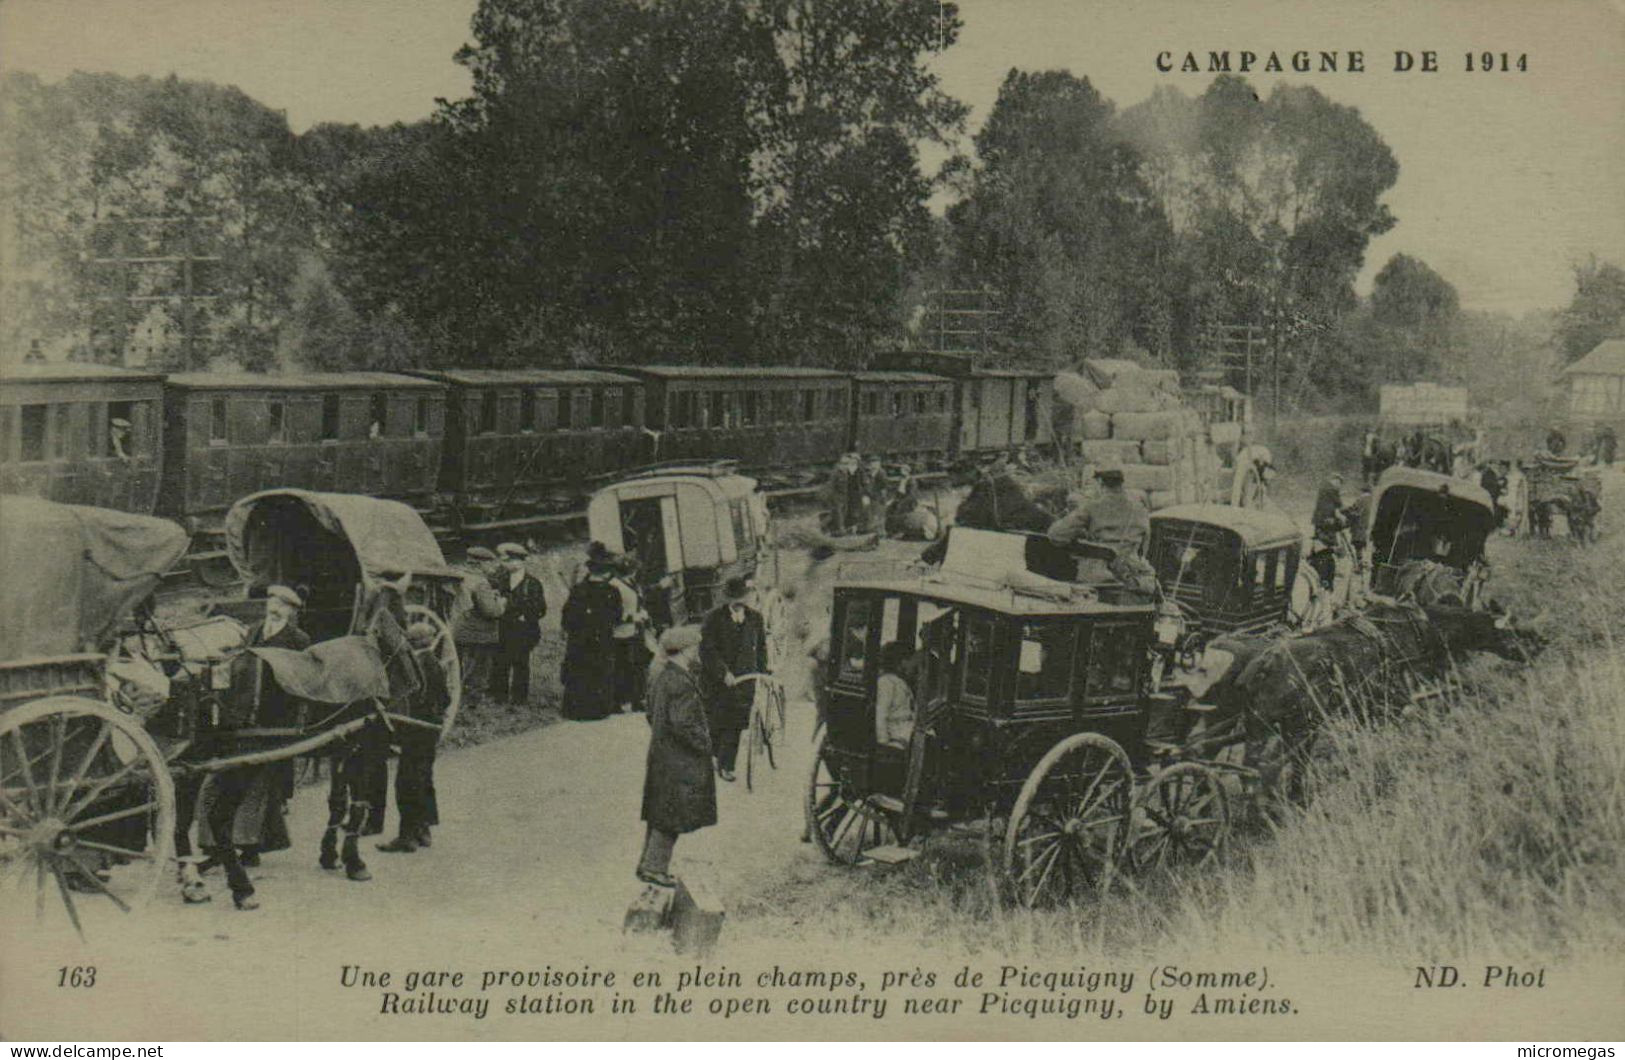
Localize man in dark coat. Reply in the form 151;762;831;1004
453;545;504;697
378;622;449;854
637;625;715;887
699;576;767;782
202;584;310;909
953;461;1054;534
490;542;546;704
560;551;622;720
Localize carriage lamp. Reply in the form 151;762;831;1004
1154;600;1186;648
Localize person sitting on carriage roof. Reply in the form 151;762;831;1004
378;621;449;855
1045;463;1149;555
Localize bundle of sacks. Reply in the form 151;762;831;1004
1057;362;1221;512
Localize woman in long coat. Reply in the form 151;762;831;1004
637;626;716;887
560;557;622;720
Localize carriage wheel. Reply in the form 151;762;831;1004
402;605;462;745
1130;763;1229;871
0;697;175;936
805;731;901;865
1002;733;1132;907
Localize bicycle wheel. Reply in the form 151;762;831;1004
744;708;765;792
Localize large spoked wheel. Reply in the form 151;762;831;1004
396;605;462;744
1003;733;1133;908
1130;762;1230;871
0;697;176;936
806;731;901;865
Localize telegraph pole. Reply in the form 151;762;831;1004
89;215;221;368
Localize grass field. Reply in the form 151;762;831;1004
739;470;1624;962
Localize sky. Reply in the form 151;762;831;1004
2;0;1622;314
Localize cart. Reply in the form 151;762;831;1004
1146;504;1304;645
1368;467;1495;608
586;461;774;625
805;527;1266;907
1525;457;1601;543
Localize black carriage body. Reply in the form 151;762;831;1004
1368;467;1494;596
869;351;1055;457
0;364;166;513
158;373;446;532
1148;504;1303;636
619;366;848;474
403;368;646;531
820;578;1155;817
850;371;955;466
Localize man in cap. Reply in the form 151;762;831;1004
109;417;133;461
1046;463;1150;556
699;576;767;782
453;546;505;697
490;543;547;705
637;625;714;887
378;622;449;854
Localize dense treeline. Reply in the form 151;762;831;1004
2;2;1621;407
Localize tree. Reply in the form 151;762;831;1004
1557;256;1625;363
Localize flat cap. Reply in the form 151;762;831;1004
466;545;497;562
266;584;303;608
659;624;703;654
110;418;133;429
497;542;529;558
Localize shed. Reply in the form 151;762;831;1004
1560;339;1625;420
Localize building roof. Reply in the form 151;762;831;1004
614;365;846;380
1151;504;1304;548
0;362;166;384
403;368;640;387
165;372;442;391
1563;338;1625;377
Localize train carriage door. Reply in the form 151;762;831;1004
201;395;232;509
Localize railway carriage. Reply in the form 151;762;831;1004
0;363;165;512
403;368;647;534
850;371;955;467
158;372;446;533
870;351;1055;457
618;365;849;478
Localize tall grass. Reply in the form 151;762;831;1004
743;483;1625;961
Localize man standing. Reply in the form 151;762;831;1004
453;546;504;699
862;455;888;534
825;452;858;534
1309;474;1346;591
378;622;450;854
560;550;622;720
636;625;714;888
699;576;767;783
490;543;546;705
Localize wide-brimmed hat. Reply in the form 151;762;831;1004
659;625;702;654
466;545;497;562
110;417;132;429
266;584;303;608
497;542;528;559
723;576;752;602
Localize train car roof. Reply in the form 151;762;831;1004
1151;503;1304;548
612;365;847;380
970;367;1052;379
403;368;640;387
164;371;443;391
851;370;951;383
0;362;166;384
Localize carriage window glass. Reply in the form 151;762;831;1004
1085;625;1140;698
1253;553;1269;589
554;389;572;429
519;389;536;432
801;390;816;422
212;398;230;443
415;397;430;436
320;393;341;440
369;392;388;437
1274;548;1291;590
893;391;908;416
913;392;927;414
51;404;70;460
268;400;286;444
729;499;751;554
709;391;728;429
1016;620;1074;702
915;603;958;663
863;391;879;416
668;391;686;429
19;404;46;462
879;596;902;648
837;600;872;684
741;390;758;426
962;616;995;701
620;389;637;428
939;390;950;412
590;388;605;428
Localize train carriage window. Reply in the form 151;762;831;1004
616;389;635;428
862;391;881;416
414;397;430;437
891;390;906;417
0;407;12;462
801;390;817;423
213;398;231;444
19;404;46;462
268;400;286;444
590;389;605;428
519;389;536;433
52;404;70;460
479;390;498;434
319;394;341;441
836;599;873;686
668;391;689;429
108;400;138;456
913;391;927;414
1016;620;1076;703
741;390;759;426
1084;624;1141;699
962;615;996;702
554;389;572;429
708;391;727;429
369;392;388;438
1025;380;1041;440
936;390;949;412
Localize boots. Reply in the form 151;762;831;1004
319;828;340;871
413;824;432;849
342;834;371;881
377;833;419;854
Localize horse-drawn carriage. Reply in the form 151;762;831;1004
0;491;463;933
1368;467;1496;608
805;526;1305;906
1146;504;1304;645
1525;456;1601;543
